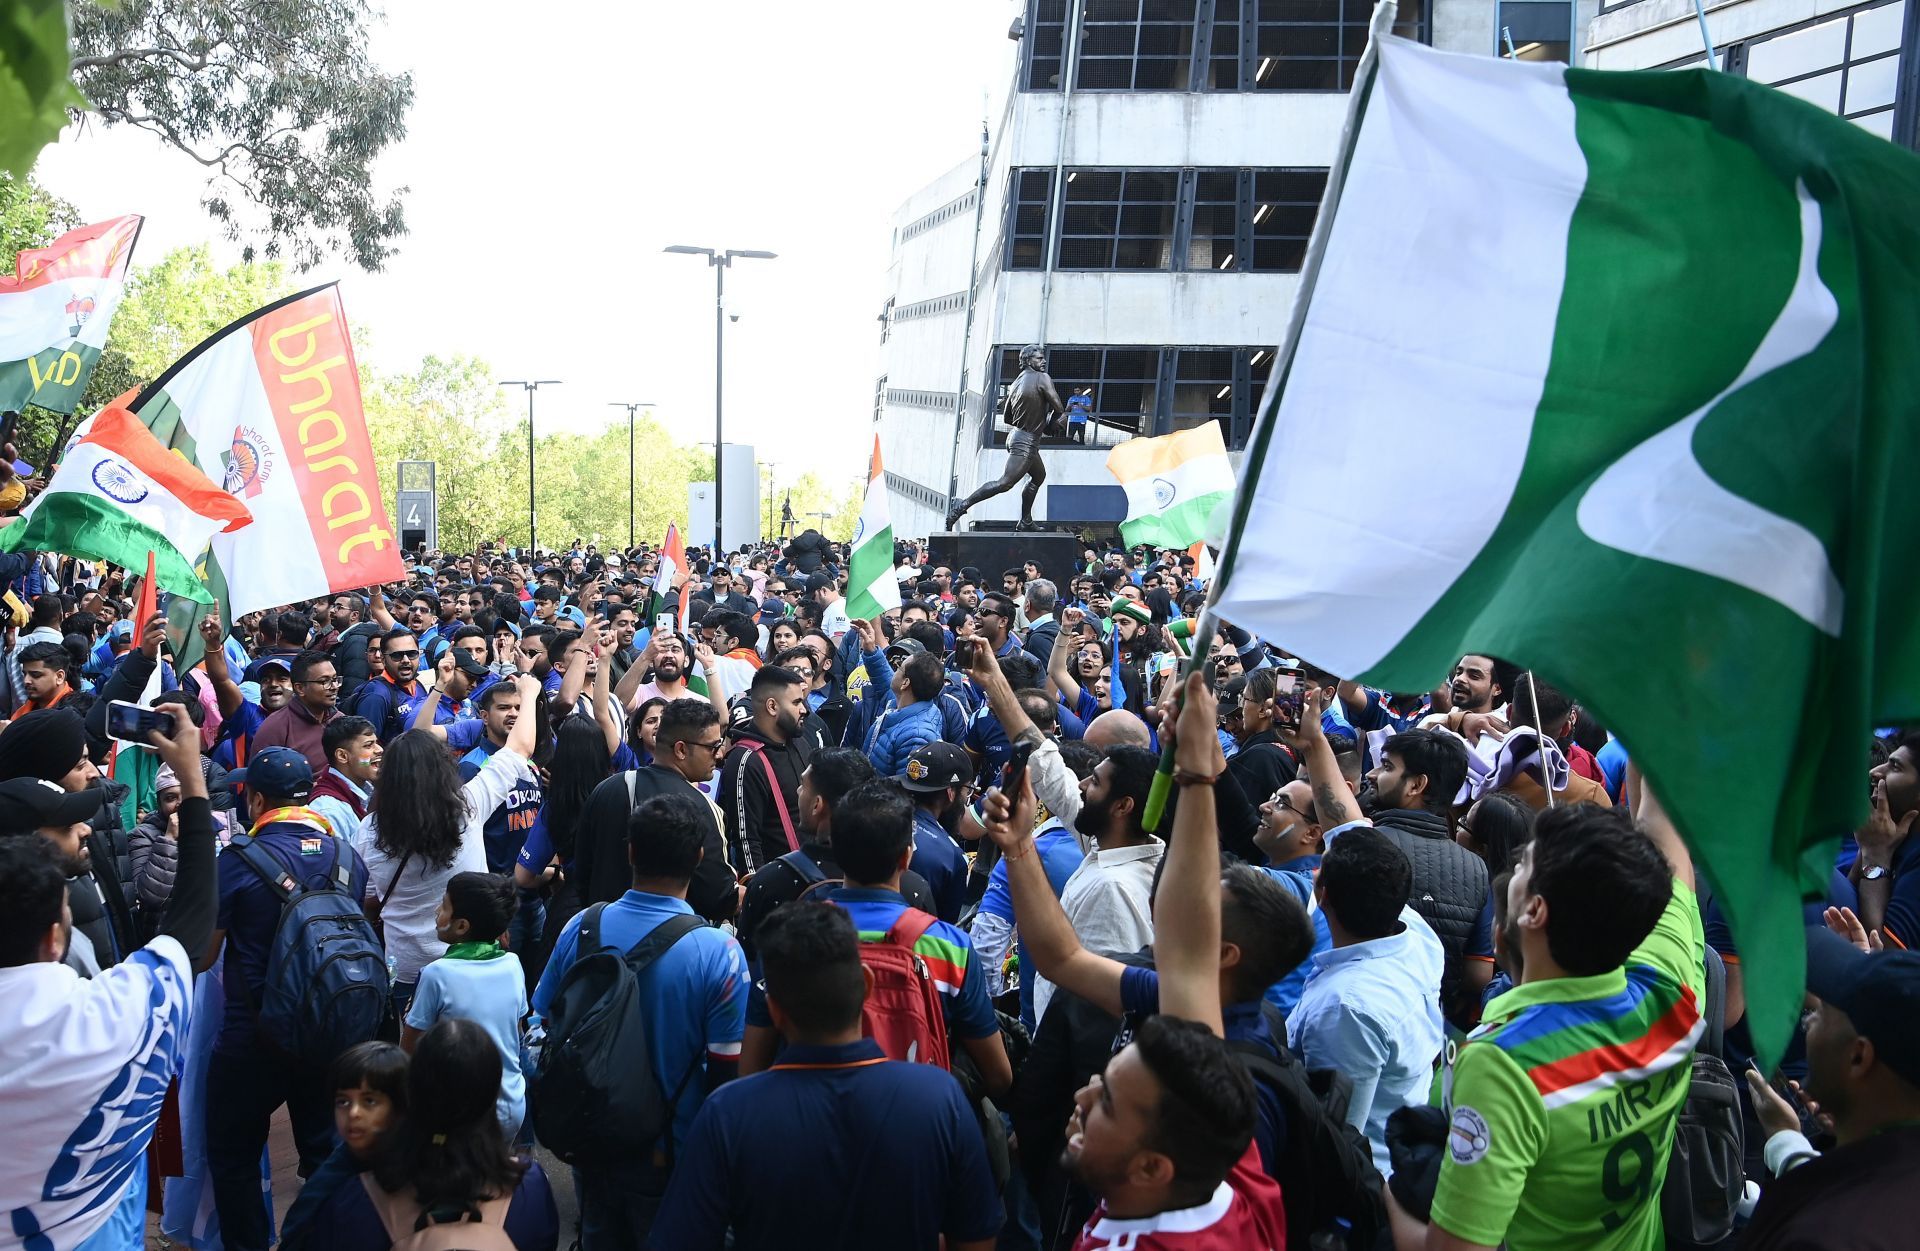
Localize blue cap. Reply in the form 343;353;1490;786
228;746;313;802
557;605;587;629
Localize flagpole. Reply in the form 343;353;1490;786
1141;0;1397;833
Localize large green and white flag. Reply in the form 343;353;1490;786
0;215;142;415
1211;37;1920;1069
845;435;900;620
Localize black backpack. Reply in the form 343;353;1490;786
1660;946;1744;1248
530;903;707;1164
228;835;389;1067
1228;1006;1388;1251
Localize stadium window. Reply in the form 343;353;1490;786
1008;170;1056;271
1078;0;1201;89
1058;170;1179;270
1250;168;1327;272
1026;0;1070;88
1742;0;1905;139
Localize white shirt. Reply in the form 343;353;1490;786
1038;837;1164;1023
0;936;193;1250
1287;905;1446;1175
821;598;851;642
354;747;534;984
1029;738;1085;835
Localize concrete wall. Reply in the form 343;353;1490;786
1585;0;1871;66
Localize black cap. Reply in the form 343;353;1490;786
0;777;108;832
900;742;972;792
450;650;490;680
1805;925;1920;1088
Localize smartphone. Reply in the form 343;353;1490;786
1002;740;1036;794
655;613;674;634
106;700;176;746
955;637;980;667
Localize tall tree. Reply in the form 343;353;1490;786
0;172;80;260
70;0;413;271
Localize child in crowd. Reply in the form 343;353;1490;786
278;1041;410;1251
403;871;528;1139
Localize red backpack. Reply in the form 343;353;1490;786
799;884;951;1070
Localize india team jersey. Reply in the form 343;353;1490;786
0;936;193;1250
1430;882;1704;1250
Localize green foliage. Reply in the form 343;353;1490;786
0;171;80;259
0;1;86;178
81;244;294;410
362;354;518;554
71;0;413;272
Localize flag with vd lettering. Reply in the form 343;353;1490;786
1209;38;1920;1071
131;284;402;668
0;215;142;415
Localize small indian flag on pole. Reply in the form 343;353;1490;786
844;435;900;621
0;405;252;600
1106;423;1234;550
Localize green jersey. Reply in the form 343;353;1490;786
1430;881;1704;1249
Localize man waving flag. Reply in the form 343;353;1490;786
1205;32;1920;1073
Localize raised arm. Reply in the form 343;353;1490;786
614;630;653;709
1625;762;1695;892
692;640;729;713
198;612;245;718
592;619;620;754
1047;607;1085;706
1153;669;1226;1034
982;772;1125;1017
368;583;397;632
1298;685;1364;832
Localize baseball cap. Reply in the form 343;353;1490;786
1805;925;1920;1088
450;649;490;680
227;746;314;802
804;572;833;594
885;637;927;662
900;742;972;793
758;597;788;624
0;777;108;832
556;605;588;629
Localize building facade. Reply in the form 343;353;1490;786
873;0;1913;537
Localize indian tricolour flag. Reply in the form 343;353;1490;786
0;405;251;598
1105;423;1234;549
0;214;142;415
1209;30;1920;1070
132;283;403;669
845;435;899;620
653;521;691;630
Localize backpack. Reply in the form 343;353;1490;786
1228;1005;1388;1251
228;834;388;1067
1660;946;1744;1248
530;903;707;1164
796;883;951;1071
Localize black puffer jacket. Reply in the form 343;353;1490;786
1374;807;1488;1023
784;529;830;575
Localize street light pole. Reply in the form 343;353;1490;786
608;401;657;550
664;245;775;552
498;379;561;554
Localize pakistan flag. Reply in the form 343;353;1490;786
1212;38;1920;1070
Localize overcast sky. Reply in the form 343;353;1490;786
34;0;1018;488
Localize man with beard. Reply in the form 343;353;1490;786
1353;719;1489;1028
346;628;425;743
310;592;363;653
198;612;296;769
1037;744;1165;1025
1739;929;1920;1247
1423;652;1519;741
899;742;973;924
619;631;697;709
571;698;738;926
718;666;815;876
251;651;346;776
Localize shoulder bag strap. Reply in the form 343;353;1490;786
621;912;706;972
626;770;639;811
737;740;800;853
882;906;939;953
578;901;609;953
230;836;297;904
363;849;414;925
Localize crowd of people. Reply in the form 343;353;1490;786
0;528;1914;1251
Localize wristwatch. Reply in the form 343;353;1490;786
1860;863;1890;882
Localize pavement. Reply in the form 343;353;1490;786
144;1107;580;1248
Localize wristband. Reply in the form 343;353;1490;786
1003;837;1036;863
1172;767;1224;787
